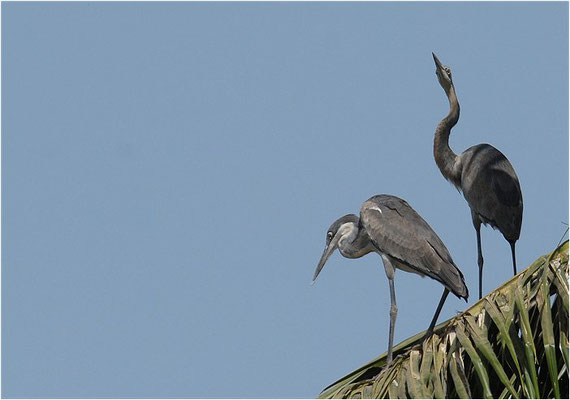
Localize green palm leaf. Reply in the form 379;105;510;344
318;240;569;399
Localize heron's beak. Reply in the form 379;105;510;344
312;235;340;284
432;52;443;71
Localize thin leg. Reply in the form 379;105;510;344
510;241;517;276
474;221;484;300
381;254;398;365
387;277;398;365
424;288;450;341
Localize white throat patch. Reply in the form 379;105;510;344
338;222;358;246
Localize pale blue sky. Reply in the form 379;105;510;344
2;1;568;398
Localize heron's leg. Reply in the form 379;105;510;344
387;276;397;365
381;255;397;365
424;288;449;341
510;241;517;276
472;214;483;299
476;227;484;299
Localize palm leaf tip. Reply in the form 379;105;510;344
318;240;569;399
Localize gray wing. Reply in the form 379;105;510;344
460;144;523;241
360;194;468;299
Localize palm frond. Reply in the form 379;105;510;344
318;241;569;399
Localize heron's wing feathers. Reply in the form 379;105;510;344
361;195;468;299
491;167;522;208
461;145;523;241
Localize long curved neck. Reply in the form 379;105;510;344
434;85;461;187
339;221;374;259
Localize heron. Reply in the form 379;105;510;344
432;53;523;299
312;194;468;364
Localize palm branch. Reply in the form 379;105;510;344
318;240;569;399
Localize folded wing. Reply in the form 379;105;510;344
361;194;468;299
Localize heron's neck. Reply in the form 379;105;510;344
339;222;373;259
434;85;461;187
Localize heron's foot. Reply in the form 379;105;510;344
378;353;404;376
423;329;434;342
378;358;394;375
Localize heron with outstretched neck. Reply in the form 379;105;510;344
432;53;523;299
312;194;468;364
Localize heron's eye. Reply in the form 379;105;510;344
327;232;333;240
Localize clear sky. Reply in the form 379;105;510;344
2;1;568;398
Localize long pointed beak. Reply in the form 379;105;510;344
312;237;339;285
432;52;443;71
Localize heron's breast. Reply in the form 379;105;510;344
340;243;375;259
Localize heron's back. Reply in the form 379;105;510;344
460;144;523;242
361;195;468;300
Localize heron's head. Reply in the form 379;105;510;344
312;214;359;284
432;52;453;93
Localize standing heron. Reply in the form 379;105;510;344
312;194;468;364
432;53;523;299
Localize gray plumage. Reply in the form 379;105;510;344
361;195;468;299
432;53;523;299
313;194;468;364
